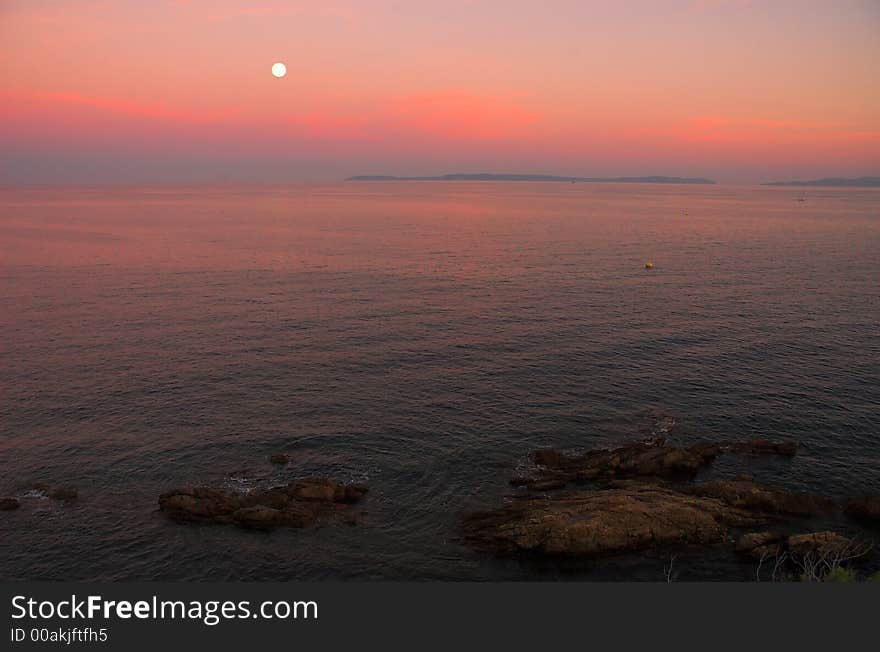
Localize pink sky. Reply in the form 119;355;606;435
2;0;878;183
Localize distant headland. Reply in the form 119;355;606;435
346;173;717;185
763;176;880;187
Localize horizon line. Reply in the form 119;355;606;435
2;174;879;190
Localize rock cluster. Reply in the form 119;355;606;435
1;484;78;513
524;440;721;486
464;438;869;562
464;475;832;557
515;438;798;491
159;478;367;530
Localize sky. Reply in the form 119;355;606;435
1;0;878;184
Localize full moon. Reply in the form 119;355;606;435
271;62;287;78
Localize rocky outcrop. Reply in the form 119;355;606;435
688;478;833;516
465;435;848;562
528;441;721;485
735;531;784;559
520;438;798;491
159;478;367;530
735;530;854;560
0;497;20;511
464;477;843;559
787;531;853;556
463;485;762;557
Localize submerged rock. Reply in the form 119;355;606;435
269;453;290;465
159;487;240;522
48;487;78;501
463;485;761;557
32;484;78;502
520;478;568;492
726;439;798;457
0;497;20;511
159;478;367;530
231;505;321;530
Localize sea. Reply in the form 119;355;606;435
1;181;878;580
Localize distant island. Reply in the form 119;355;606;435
346;173;716;185
763;176;880;187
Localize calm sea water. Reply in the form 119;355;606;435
1;182;878;580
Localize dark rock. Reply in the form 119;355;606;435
644;409;677;439
158;487;240;522
509;475;568;491
290;478;342;502
0;497;20;511
523;479;569;492
159;478;367;530
32;484;78;502
687;442;724;462
531;441;720;486
342;484;369;503
471;435;835;563
689;479;834;516
462;485;761;557
48;487;78;501
269;453;290;465
231;505;285;530
527;438;797;492
735;531;785;558
727;439;798;456
533;449;566;468
736;531;783;552
736;530;854;562
231;505;319;530
787;531;852;556
844;496;880;523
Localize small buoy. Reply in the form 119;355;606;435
645;261;654;269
